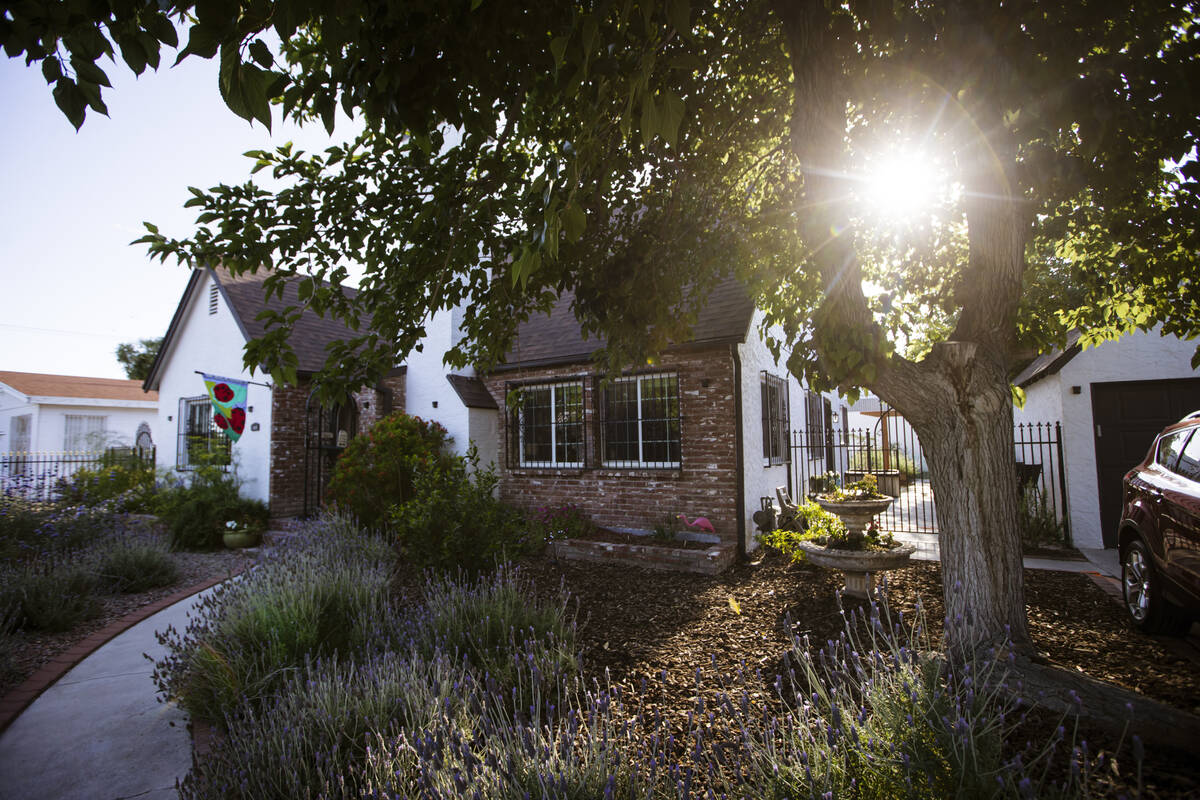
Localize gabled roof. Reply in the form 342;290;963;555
145;266;367;389
0;371;156;403
496;275;756;371
1013;330;1084;389
446;374;498;409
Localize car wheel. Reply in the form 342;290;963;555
1121;538;1191;635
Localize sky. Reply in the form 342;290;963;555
0;49;357;381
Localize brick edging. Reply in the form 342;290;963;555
0;569;244;736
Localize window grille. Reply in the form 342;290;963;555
63;414;106;452
208;283;219;315
761;373;790;465
600;373;681;468
176;396;231;469
805;390;826;461
508;382;585;468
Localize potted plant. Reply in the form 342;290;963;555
798;475;914;598
222;519;263;549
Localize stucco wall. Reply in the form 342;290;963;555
1;387;155;453
1020;329;1199;549
153;270;274;504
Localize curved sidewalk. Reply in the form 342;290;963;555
0;583;222;800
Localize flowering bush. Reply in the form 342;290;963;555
326;413;454;530
528;504;593;542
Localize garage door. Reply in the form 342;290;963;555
1092;378;1200;547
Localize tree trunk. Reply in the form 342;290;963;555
876;342;1030;653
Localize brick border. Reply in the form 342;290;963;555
0;569;244;735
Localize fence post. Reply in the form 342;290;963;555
1054;421;1070;544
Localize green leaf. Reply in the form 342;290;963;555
117;36;148;76
178;24;219;64
145;13;179;48
70;55;111;88
667;0;690;36
41;57;62;84
52;79;86;130
659;90;685;147
562;203;586;242
640;94;659;144
248;39;273;69
550;36;568;69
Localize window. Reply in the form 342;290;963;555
177;396;231;469
63;414;106;451
9;414;31;453
805;390;826;461
1173;431;1200;482
601;373;681;468
1156;431;1188;470
761;373;790;465
510;382;584;467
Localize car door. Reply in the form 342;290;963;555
1165;429;1200;600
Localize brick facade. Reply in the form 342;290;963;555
269;371;407;520
483;346;741;545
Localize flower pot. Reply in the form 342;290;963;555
814;496;894;547
222;530;262;549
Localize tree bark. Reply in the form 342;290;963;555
775;0;1032;653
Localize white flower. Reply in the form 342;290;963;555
225;520;238;530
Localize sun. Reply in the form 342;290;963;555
855;147;952;225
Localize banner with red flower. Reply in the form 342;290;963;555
201;374;249;443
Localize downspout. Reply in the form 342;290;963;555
731;344;747;559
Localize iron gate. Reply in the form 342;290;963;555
788;420;1068;540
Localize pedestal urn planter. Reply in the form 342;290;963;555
222;528;262;549
814;496;895;548
796;540;916;598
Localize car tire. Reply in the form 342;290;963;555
1121;538;1192;636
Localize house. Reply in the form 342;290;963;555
1012;327;1200;549
473;278;838;557
143;266;405;517
0;371;157;453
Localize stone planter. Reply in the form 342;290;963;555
222;529;262;549
796;541;916;598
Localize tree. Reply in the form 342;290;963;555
6;1;1198;653
115;337;163;381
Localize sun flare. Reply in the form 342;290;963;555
856;148;953;224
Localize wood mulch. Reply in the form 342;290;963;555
521;552;1200;797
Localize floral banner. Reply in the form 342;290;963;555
201;373;248;442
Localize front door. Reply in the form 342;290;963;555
1092;378;1200;547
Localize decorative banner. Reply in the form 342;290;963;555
201;373;249;442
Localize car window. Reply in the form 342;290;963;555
1176;430;1200;482
1156;431;1189;471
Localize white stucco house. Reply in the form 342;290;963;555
1012;327;1200;549
0;371;157;453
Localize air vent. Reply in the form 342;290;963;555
208;283;219;315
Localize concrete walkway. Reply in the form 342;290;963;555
0;587;217;800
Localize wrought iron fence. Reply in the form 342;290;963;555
0;447;156;502
789;420;1068;541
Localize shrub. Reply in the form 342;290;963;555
761;500;845;561
1018;487;1066;548
0;562;100;632
529;503;593;542
157;463;267;551
152;519;396;723
326;412;454;530
93;535;179;593
390;448;532;572
55;453;156;511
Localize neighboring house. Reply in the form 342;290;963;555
0;371;157;453
473;278;838;556
143;266;405;517
1012;328;1200;549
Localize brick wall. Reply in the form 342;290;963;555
483;346;741;545
269;382;309;519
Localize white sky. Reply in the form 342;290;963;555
0;50;358;380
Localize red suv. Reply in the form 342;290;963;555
1118;410;1200;635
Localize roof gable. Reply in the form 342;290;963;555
1013;330;1084;389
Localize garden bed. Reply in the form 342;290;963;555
546;529;735;574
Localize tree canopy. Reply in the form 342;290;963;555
115;337;163;381
6;0;1199;649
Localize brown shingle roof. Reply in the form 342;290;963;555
446;374;498;409
498;275;755;370
1013;330;1084;389
214;266;367;375
0;371;157;402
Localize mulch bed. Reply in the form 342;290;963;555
521;552;1200;796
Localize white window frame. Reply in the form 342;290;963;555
601;372;681;469
517;381;585;468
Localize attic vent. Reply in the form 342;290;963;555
208;283;219;315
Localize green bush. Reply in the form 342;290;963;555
389;449;533;572
760;500;845;562
56;452;156;511
326;412;454;530
0;563;100;632
1018;487;1065;548
94;537;179;593
157;463;268;551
